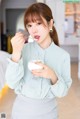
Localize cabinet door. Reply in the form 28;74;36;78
6;9;25;35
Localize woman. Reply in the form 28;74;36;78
5;2;72;119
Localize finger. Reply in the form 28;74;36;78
15;33;25;38
35;62;45;68
31;67;45;75
32;72;42;77
16;32;24;35
31;69;41;73
15;35;25;43
16;32;28;39
12;38;24;45
15;33;26;40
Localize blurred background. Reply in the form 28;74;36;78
0;0;80;119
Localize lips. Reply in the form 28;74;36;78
34;35;40;41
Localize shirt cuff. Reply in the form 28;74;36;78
7;55;23;65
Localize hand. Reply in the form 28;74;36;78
11;32;26;62
31;62;58;84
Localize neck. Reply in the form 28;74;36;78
39;37;52;49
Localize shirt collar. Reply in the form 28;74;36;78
34;41;55;52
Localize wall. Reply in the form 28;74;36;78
61;45;79;62
37;0;44;2
46;0;65;44
45;0;79;62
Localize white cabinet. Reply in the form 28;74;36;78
0;51;10;91
78;44;80;79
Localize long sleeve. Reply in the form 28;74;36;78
50;54;72;98
5;42;72;99
5;57;24;93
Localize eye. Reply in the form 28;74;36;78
37;22;42;25
26;24;32;28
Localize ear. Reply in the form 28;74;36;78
49;19;53;29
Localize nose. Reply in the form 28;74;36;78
32;26;38;34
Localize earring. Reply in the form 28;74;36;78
50;28;53;32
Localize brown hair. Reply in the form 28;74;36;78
24;3;59;46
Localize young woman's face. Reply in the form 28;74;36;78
26;17;52;46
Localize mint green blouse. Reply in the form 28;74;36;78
5;41;72;99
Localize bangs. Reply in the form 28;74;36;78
24;12;43;25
